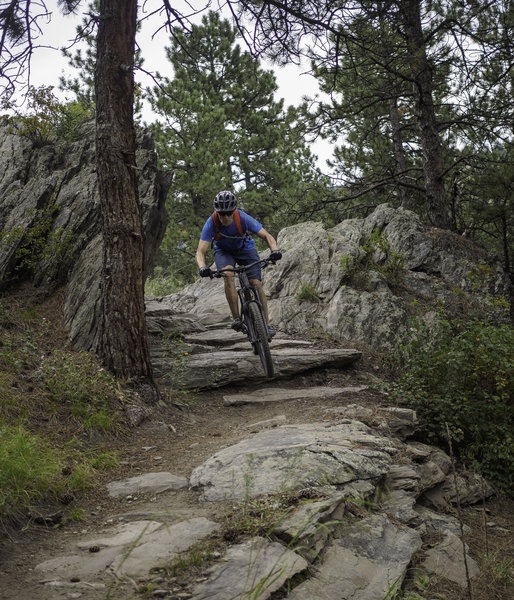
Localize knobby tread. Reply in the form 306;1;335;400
247;301;274;378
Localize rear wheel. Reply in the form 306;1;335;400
247;301;274;378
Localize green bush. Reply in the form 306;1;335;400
3;85;92;145
0;203;73;280
389;316;514;493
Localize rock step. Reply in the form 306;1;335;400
152;347;362;389
147;309;360;389
222;385;368;406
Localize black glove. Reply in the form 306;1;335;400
199;267;212;278
270;250;282;262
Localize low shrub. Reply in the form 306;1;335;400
3;85;93;145
340;228;405;287
38;349;122;433
389;316;514;493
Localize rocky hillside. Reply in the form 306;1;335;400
0;118;509;354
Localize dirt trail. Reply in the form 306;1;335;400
0;361;374;596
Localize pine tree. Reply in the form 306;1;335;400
148;11;327;289
309;10;422;214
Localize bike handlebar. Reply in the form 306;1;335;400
210;257;276;279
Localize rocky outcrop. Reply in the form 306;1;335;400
0;121;171;350
33;401;490;599
159;204;510;350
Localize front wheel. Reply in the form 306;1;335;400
247;302;274;378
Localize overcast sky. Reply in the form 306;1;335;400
25;0;334;170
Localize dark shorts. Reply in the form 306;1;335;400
214;246;262;280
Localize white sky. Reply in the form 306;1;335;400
24;0;334;171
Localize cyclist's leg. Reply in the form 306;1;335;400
233;247;262;280
234;248;272;327
214;249;239;320
249;278;270;324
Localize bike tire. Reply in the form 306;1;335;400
247;301;274;378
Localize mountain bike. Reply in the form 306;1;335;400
210;258;276;378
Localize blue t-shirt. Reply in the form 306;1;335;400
200;210;262;251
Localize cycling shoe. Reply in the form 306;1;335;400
231;317;244;332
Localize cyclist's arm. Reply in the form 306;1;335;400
195;239;211;269
256;227;278;252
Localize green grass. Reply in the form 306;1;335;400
0;295;123;525
481;551;513;587
296;281;320;303
0;425;120;525
0;310;123;434
0;425;63;522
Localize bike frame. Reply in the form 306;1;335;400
212;258;274;342
237;270;264;342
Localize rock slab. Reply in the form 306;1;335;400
190;536;308;600
223;386;367;406
106;471;188;497
286;515;422;600
190;422;396;501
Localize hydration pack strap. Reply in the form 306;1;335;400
212;209;248;241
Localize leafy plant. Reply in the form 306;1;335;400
296;281;321;303
0;202;73;281
340;253;358;280
3;85;92;146
467;263;496;292
389;315;514;492
340;228;405;287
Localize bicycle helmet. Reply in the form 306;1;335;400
214;190;237;213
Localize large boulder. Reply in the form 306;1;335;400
0;121;172;350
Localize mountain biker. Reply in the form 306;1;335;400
195;190;282;336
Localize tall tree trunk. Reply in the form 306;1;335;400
378;4;413;211
95;0;158;401
401;0;450;229
388;89;412;210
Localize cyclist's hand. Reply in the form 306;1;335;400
199;267;212;278
270;250;282;262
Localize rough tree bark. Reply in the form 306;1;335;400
94;0;158;402
401;0;450;229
